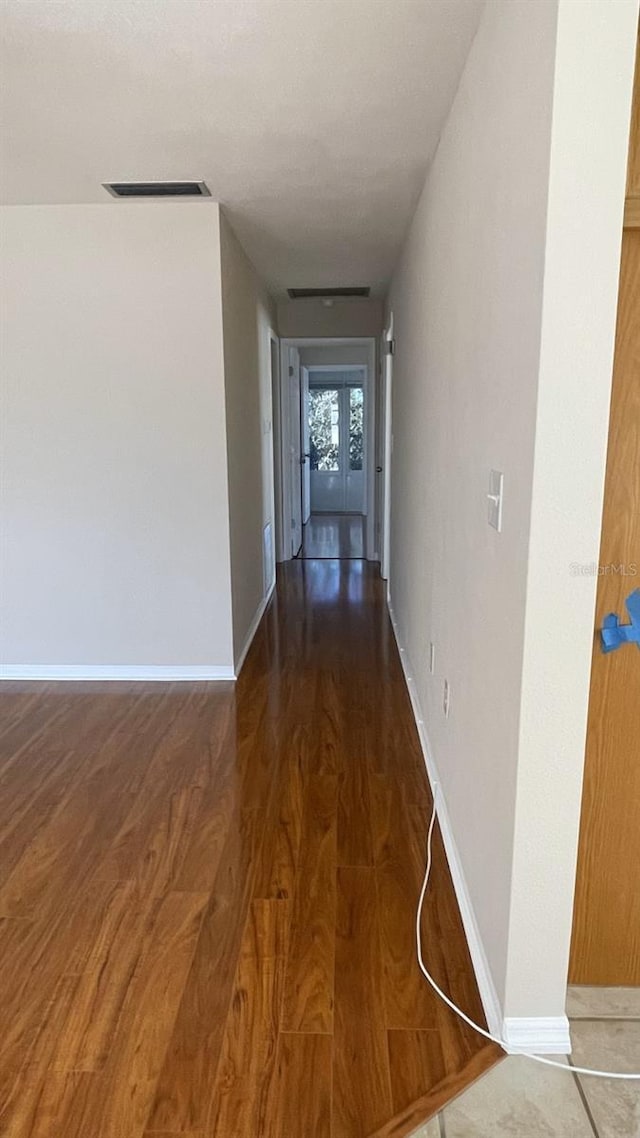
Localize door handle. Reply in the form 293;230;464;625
376;465;383;473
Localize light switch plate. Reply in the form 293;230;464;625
488;470;504;532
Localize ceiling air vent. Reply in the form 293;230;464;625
287;286;370;299
103;181;211;198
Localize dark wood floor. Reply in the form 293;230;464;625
301;514;364;558
0;560;501;1138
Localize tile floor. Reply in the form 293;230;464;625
412;987;640;1137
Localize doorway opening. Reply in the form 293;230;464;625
299;366;366;559
275;338;378;562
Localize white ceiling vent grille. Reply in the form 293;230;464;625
287;287;370;299
103;181;211;198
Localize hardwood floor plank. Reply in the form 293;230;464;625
206;899;288;1136
0;895;103;1109
267;1033;332;1138
56;890;208;1138
48;880;147;1072
281;774;337;1034
0;973;81;1137
252;725;308;901
386;1030;447;1116
369;774;440;1031
96;689;234;885
0;693;149;888
146;808;265;1132
336;711;374;867
333;867;393;1138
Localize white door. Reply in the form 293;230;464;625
288;346;303;556
301;367;311;524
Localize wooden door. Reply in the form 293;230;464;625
569;38;640;984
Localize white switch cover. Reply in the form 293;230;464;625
488;470;504;532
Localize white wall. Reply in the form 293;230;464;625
219;211;277;669
0;201;234;675
298;344;370;368
386;0;637;1037
277;297;383;338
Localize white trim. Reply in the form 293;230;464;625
387;598;503;1041
502;1016;571;1055
300;366;311;525
0;664;236;681
381;314;393;581
267;327;281;572
234;579;275;677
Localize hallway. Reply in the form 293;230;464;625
0;560;500;1138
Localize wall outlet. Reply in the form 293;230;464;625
429;642;436;675
443;679;451;718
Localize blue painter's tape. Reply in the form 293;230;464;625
601;588;640;653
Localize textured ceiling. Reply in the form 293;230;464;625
0;0;483;296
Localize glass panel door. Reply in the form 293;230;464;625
308;378;366;514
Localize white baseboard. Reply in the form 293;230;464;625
502;1016;571;1055
234;579;275;678
387;599;504;1042
0;664;236;681
387;598;573;1057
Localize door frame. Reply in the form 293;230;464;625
270;328;288;566
300;365;311;525
277;338;377;561
380;314;394;582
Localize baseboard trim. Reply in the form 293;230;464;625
502;1016;571;1055
387;599;504;1043
234;579;275;678
0;664;236;681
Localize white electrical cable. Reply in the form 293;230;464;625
417;784;640;1081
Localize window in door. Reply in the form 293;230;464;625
309;388;340;472
308;373;366;513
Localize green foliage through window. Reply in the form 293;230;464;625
349;387;364;471
309;389;340;471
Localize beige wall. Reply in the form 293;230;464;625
0;201;234;674
277;297;383;338
386;0;636;1034
220;212;277;668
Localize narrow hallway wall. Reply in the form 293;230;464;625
385;0;637;1039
